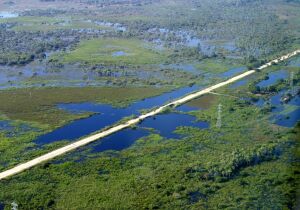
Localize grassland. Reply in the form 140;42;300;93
0;0;299;208
0;87;170;128
58;38;169;65
194;59;241;73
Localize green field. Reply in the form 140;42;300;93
59;38;169;65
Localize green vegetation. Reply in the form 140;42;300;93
0;0;299;209
195;59;241;73
59;38;168;65
0;87;169;127
186;94;217;110
0;16;110;31
0;82;298;209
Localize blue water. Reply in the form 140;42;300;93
220;67;246;78
52;105;208;159
159;64;201;75
273;108;300;127
35;86;201;145
253;98;266;107
0;120;37;137
141;112;209;139
230;79;249;88
90;127;149;152
0;203;4;210
256;70;288;88
288;56;300;67
112;51;127;57
0;120;13;131
91;110;209;152
251;90;300;127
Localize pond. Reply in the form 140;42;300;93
229;73;256;89
273;108;300;127
112;51;127;57
90;109;209;153
35;85;202;145
34;85;211;157
256;70;288;88
219;66;247;78
251;89;300;127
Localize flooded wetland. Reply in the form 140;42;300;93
0;0;299;209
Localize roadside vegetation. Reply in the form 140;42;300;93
0;70;298;208
0;0;299;209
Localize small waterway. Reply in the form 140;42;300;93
35;85;202;145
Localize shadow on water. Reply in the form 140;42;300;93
35;85;201;145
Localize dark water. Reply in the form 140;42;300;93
257;70;288;88
90;109;208;152
0;120;13;131
35;86;201;145
189;191;206;204
220;67;246;78
229;79;249;88
49;104;208;164
229;73;256;89
141;112;209;139
273;108;300;127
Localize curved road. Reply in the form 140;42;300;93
0;49;299;180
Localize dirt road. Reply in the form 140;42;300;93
0;49;299;180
